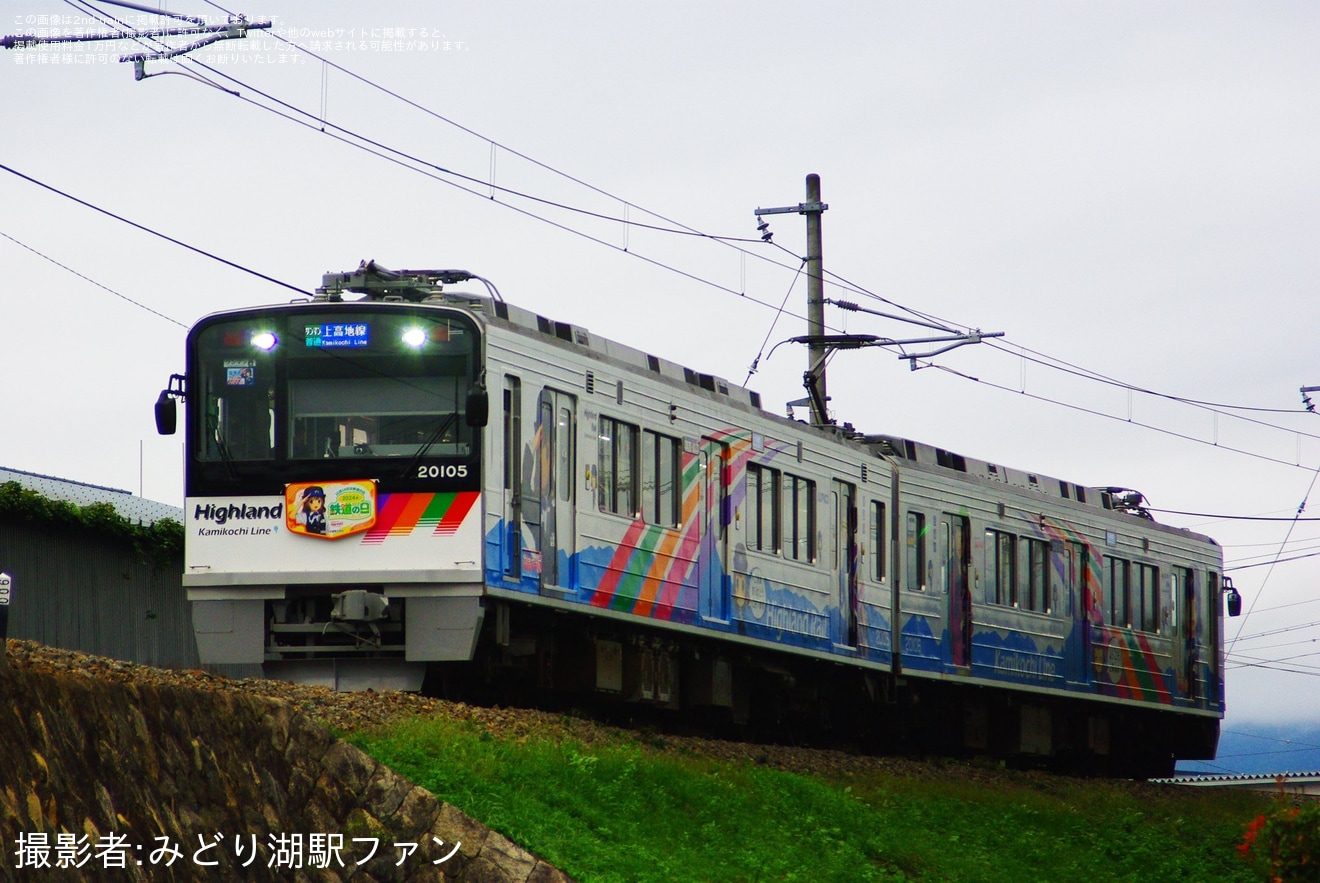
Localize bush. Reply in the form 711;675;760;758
0;481;182;566
1238;787;1320;882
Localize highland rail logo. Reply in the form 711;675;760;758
192;501;284;534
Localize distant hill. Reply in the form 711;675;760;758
1177;723;1320;776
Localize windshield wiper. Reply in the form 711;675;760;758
206;414;239;479
399;412;460;478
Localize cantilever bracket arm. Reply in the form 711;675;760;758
778;330;1004;364
121;16;271;78
772;329;1004;419
901;331;1005;370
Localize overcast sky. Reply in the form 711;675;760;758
2;2;1318;756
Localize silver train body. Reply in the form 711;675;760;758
170;270;1227;775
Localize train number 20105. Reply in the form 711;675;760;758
417;465;469;479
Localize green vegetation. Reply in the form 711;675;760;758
348;716;1267;882
0;480;182;565
1238;797;1320;882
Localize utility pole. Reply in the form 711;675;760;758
755;174;830;426
758;174;1000;429
805;174;827;425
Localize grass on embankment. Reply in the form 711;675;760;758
346;717;1266;883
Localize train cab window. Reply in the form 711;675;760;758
870;501;887;582
1020;538;1049;613
1137;563;1160;632
905;512;927;591
784;473;816;562
284;313;477;461
747;464;781;553
206;377;275;461
641;430;682;528
985;530;1016;606
195;322;277;461
598;416;639;517
1108;557;1131;627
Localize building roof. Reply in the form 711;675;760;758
1157;771;1320;791
0;467;183;526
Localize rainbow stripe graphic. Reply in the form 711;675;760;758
1038;516;1175;704
588;430;760;619
361;491;479;544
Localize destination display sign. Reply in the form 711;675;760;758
304;323;370;348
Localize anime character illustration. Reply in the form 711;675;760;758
296;486;327;535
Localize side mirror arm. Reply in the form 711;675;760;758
154;373;186;435
1223;576;1242;617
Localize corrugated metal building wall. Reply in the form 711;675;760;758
0;520;199;669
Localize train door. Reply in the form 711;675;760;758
700;438;730;621
537;389;577;593
940;513;971;668
1063;541;1091;685
834;480;859;647
1179;568;1199;701
502;376;522;580
1206;570;1222;706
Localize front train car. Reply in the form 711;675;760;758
163;269;489;690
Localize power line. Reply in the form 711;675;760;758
182;48;1320;462
1149;508;1320;523
1226;635;1320;654
0;229;187;328
984;338;1309;416
1222;534;1320;550
1227;550;1320;573
0;162;314;298
1231;620;1320;644
1229;465;1320;656
31;2;1320;492
920;361;1320;472
41;4;818;331
1223;729;1320;753
170;9;1320;455
1235;596;1320;616
818;263;1311;419
1226;653;1320;676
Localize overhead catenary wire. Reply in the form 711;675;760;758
29;11;1320;490
1227;464;1320;656
915;360;1320;472
29;2;1320;485
26;2;1320;514
745;258;807;385
47;3;817;328
0;162;314;299
0;229;187;329
147;4;1320;443
178;44;1320;456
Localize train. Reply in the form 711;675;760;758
154;261;1239;776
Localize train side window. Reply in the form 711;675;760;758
1020;538;1049;613
870;501;886;582
747;463;782;553
1108;557;1130;627
1137;563;1160;632
985;530;1016;606
1170;566;1192;631
641;429;682;528
905;511;927;591
785;473;816;562
598;415;639;517
503;378;521;495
